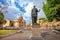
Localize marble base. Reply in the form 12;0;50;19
31;25;41;40
31;36;42;40
32;24;40;28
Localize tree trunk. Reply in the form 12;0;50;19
0;24;3;29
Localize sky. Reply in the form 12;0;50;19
0;0;46;24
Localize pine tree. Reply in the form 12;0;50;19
0;12;6;24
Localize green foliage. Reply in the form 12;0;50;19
0;13;6;24
43;0;60;22
0;30;18;36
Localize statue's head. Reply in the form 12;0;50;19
33;5;36;8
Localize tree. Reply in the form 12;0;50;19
0;12;6;24
43;0;60;22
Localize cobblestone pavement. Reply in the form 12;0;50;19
0;30;60;40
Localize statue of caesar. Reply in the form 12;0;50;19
31;6;40;25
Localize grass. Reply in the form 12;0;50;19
0;30;18;36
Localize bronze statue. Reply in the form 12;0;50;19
31;6;40;25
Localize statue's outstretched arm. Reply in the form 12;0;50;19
39;9;40;12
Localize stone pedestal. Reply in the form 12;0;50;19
31;25;41;40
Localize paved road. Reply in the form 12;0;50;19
41;31;60;40
0;30;32;40
0;30;60;40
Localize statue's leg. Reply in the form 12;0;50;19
32;16;34;24
34;16;37;24
36;16;37;23
34;17;36;23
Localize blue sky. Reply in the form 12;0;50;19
0;0;46;24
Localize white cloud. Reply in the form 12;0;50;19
23;2;34;23
1;0;46;24
1;0;22;20
3;6;20;20
0;4;7;13
11;0;14;3
38;9;46;18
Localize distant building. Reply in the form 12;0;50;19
27;22;32;27
3;19;11;27
37;17;47;25
3;15;26;28
13;15;26;28
26;22;32;29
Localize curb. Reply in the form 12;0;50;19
52;30;60;34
